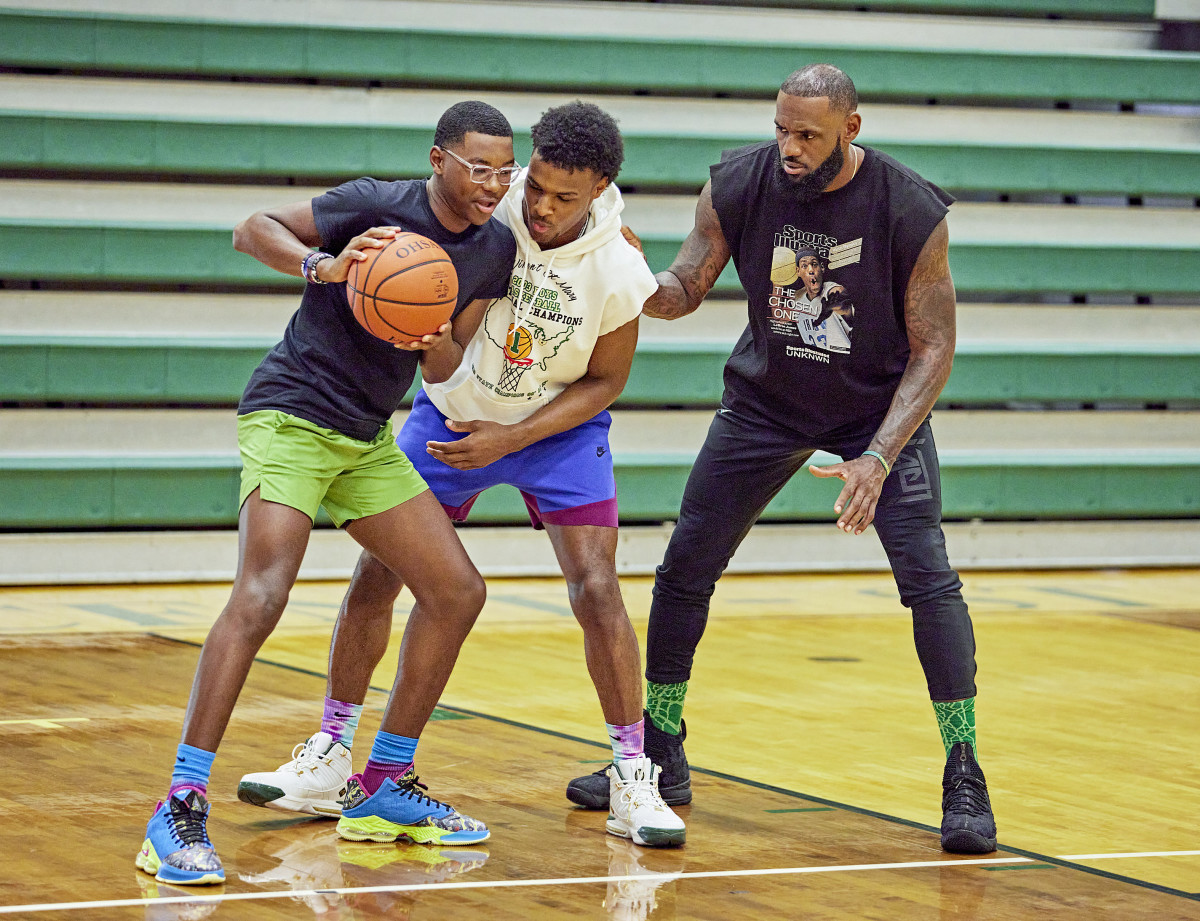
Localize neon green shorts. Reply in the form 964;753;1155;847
237;410;427;527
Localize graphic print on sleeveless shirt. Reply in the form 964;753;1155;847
767;224;862;361
481;255;583;401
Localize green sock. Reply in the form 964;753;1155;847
646;680;688;735
932;697;977;757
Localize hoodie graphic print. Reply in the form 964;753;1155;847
424;171;656;425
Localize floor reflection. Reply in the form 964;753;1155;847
603;836;686;921
231;818;489;918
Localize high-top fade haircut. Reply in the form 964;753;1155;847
434;100;513;148
530;101;624;182
780;64;858;116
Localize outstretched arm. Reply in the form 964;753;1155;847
809;217;956;534
642;181;732;320
233;200;455;351
233;200;398;284
425;315;639;470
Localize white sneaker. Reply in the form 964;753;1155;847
606;754;687;848
237;731;353;817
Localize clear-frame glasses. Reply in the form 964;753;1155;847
439;146;521;185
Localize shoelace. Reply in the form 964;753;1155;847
397;774;448;811
286;738;328;774
942;774;990;817
168;796;211;848
614;769;666;813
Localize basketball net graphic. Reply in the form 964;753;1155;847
498;324;534;393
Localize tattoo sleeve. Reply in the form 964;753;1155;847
868;217;957;464
643;182;732;320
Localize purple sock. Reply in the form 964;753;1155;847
607;718;645;762
321;696;364;748
360;759;413;795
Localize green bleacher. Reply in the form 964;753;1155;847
1;6;1195;103
3;183;1198;297
4;445;1198;530
3;78;1197;197
4;335;1199;407
1;0;1197;578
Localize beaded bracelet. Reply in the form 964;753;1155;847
301;251;333;284
862;450;892;477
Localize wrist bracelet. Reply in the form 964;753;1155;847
302;251;333;284
862;450;891;477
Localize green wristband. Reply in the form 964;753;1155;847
862;450;891;477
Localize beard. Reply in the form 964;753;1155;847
775;142;845;204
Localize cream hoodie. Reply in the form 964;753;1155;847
423;171;657;425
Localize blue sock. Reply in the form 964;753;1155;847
168;742;215;799
368;730;419;766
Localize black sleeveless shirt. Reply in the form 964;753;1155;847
710;142;953;439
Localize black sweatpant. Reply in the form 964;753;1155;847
645;407;977;702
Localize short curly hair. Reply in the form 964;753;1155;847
530;102;624;182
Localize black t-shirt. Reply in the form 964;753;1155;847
239;178;516;441
710;142;953;439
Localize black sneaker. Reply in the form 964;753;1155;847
566;711;693;810
940;741;997;853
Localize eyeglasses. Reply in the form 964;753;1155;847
439;146;521;185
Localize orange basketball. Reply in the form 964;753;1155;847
345;233;458;343
505;324;533;361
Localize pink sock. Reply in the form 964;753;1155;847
321;696;363;748
360;759;413;795
606;718;645;762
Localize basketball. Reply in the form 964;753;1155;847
346;232;458;343
505;323;533;361
770;246;800;286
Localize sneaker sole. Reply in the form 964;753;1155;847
336;815;490;846
605;820;686;848
135;840;225;886
237;782;342;817
567;783;692;811
940;829;998;854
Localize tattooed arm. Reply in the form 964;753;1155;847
809;217;957;533
642;181;732;320
869;217;957;462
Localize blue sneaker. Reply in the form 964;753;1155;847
136;790;225;885
336;770;489;845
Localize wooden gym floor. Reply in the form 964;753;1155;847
0;568;1198;919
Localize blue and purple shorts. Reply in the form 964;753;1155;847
397;390;618;529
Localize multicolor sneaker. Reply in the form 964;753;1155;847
567;713;693;809
336;770;490;845
606;754;686;848
237;731;352;817
940;741;998;854
136;790;225;885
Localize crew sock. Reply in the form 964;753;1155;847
646;680;688;735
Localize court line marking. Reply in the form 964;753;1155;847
9;850;1197;915
0;857;1028;914
1061;850;1200;860
0;717;89;728
151;638;1200;904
